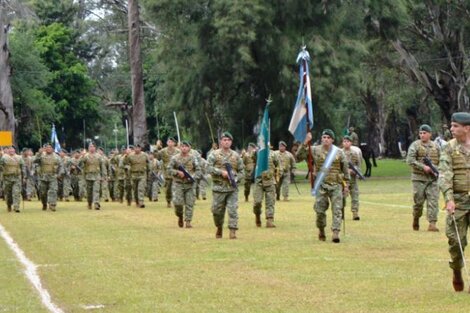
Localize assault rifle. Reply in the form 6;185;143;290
348;161;365;180
423;156;439;178
178;165;195;183
151;170;165;186
223;162;237;188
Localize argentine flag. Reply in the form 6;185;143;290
51;124;61;153
288;48;314;143
255;103;270;178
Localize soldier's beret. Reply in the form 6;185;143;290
221;131;233;140
43;142;52;147
343;135;352;141
248;142;257;148
135;143;144;148
349;127;354;131
22;147;28;152
167;137;177;143
451;112;470;126
278;141;287;147
9;145;16;150
181;140;191;147
128;145;135;149
88;142;96;148
419;124;432;133
322;129;335;140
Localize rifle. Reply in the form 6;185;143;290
178;165;195;183
223;162;237;188
292;172;301;195
348;161;365;180
423;156;439;178
151;170;165;186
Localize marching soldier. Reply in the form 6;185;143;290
275;141;296;201
207;132;244;239
79;143;106;210
297;129;350;243
97;147;110;202
242;143;257;202
0;146;25;212
22;148;36;200
34;143;63;211
148;153;162;201
349;127;359;146
156;137;180;208
342;136;362;220
197;154;208;200
168;141;201;228
58;149;72;201
124;143;150;208
253;149;280;228
406;124;440;232
70;150;85;201
438;112;470;292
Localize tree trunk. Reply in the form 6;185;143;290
0;1;15;138
361;88;386;157
128;0;147;145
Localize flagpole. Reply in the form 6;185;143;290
125;119;130;148
173;112;181;145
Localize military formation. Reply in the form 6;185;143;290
1;112;470;293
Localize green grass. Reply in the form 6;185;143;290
0;178;468;313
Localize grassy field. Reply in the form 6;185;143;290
0;171;469;312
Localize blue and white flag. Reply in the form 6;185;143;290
51;124;61;153
255;102;270;178
288;47;314;143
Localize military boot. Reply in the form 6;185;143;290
14;207;20;213
94;203;101;210
178;215;184;228
318;228;326;241
185;221;192;229
229;229;237;239
427;222;439;232
245;196;249;202
216;227;223;239
255;214;262;227
412;217;419;231
138;202;145;208
88;204;92;210
7;206;12;212
332;230;340;243
353;212;360;221
266;218;276;228
453;269;464;292
49;204;56;212
42;204;47;211
166;201;172;208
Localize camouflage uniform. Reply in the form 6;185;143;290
113;152;128;203
157;147;180;206
168;151;201;224
34;151;63;211
107;152;117;201
197;157;209;200
406;140;440;225
242;149;256;201
297;144;350;233
59;154;72;201
253;151;280;226
275;149;296;200
79;152;106;210
0;153;25;212
342;147;361;217
100;154;111;201
207;149;244;231
22;154;36;200
148;157;162;201
124;151;150;207
70;154;85;201
439;138;470;271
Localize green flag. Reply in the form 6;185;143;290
255;102;270;178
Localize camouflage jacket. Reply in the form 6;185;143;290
168;152;201;185
406;140;440;181
207;148;244;192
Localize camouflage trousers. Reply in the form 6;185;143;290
347;177;359;213
86;179;101;206
3;176;21;210
131;176;147;205
24;177;36;199
148;179;159;201
253;182;276;219
173;182;196;221
315;184;343;231
100;180;110;201
115;179;126;202
196;176;208;199
59;176;72;200
446;193;470;270
108;180;115;200
412;180;439;222
244;178;253;200
39;179;58;207
164;177;173;204
211;191;239;230
71;175;85;201
125;178;133;204
276;173;291;200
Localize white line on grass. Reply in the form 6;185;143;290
0;223;64;313
362;200;409;209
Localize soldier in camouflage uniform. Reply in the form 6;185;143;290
168;141;201;228
406;124;440;232
349;127;359;146
207;132;244;239
0;146;25;212
297;129;350;243
79;143;106;210
253;149;280;228
242;143;257;202
107;149;118;201
97;148;110;202
443;124;452;141
148;153;162;201
58;149;72;201
156;137;180;208
34;143;63;211
342;136;361;220
275;141;296;201
438;112;470;292
112;147;127;203
22;148;36;200
124;144;150;208
70;150;85;201
197;154;208;200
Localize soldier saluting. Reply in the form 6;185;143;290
0;146;25;213
79;142;106;210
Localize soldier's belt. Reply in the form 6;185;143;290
131;171;145;174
